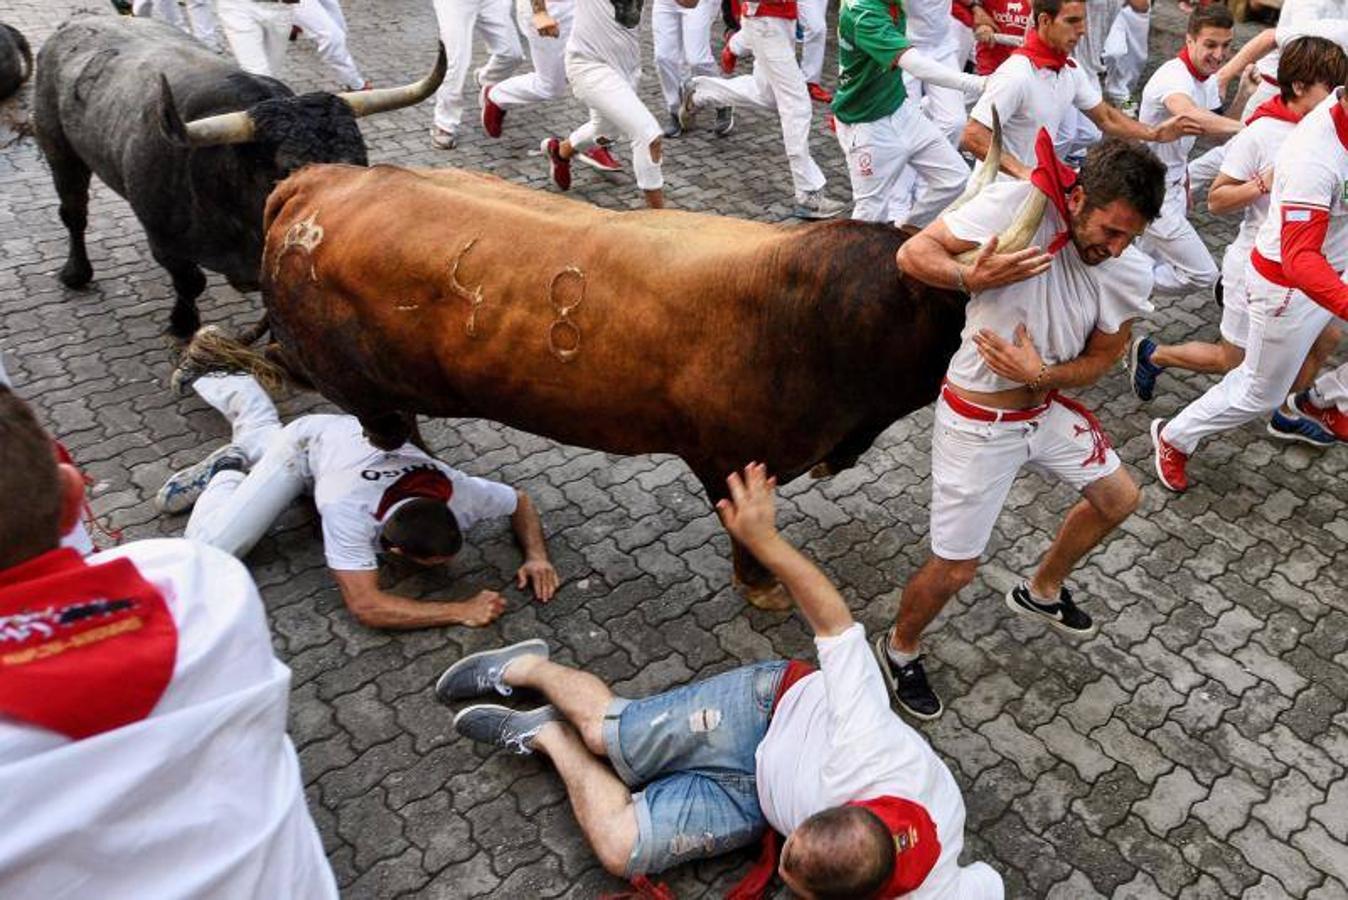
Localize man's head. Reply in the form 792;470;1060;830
0;389;84;571
778;807;896;900
1183;5;1234;76
1278;35;1348;107
1033;0;1087;55
378;498;463;566
1067;138;1166;266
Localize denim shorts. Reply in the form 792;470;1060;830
603;660;788;877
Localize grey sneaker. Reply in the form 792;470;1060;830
677;79;699;131
714;106;735;136
435;638;550;703
431;126;458;150
663;108;683;138
793;189;847;220
454;704;562;755
155;444;249;514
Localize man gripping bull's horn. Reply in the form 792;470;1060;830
875;129;1166;720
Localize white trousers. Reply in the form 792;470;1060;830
134;0;224;52
1162;265;1347;453
566;57;663;189
294;0;365;89
1138;183;1218;297
1103;5;1148;103
797;0;827;84
217;0;293;78
491;0;574;107
688;16;825;195
1187;144;1225;201
653;0;718;111
835;101;969;227
431;0;525;131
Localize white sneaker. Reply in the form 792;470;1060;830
155;444;249;514
431;126;457;150
793;189;846;220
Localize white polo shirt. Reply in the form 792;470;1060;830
905;0;955;51
566;0;640;74
1219;116;1295;267
1254;91;1348;269
970;55;1102;173
941;180;1154;393
1141;57;1221;188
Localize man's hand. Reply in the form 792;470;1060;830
1151;113;1204;143
974;23;996;43
965;235;1053;292
516;558;560;602
532;10;559;36
715;463;779;553
453;589;508;626
973;323;1046;383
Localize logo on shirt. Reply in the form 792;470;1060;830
359;461;440;482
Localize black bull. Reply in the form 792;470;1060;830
32;13;444;338
0;23;32;101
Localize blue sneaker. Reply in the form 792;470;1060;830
155;444;249;514
1128;336;1163;402
1267;408;1336;446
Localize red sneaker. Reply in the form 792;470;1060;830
1151;418;1188;493
576;144;622;172
1291;390;1348;441
720;30;738;75
480;85;505;139
541;137;571;191
807;82;833;104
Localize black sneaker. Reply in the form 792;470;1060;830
872;632;943;720
1005;582;1097;637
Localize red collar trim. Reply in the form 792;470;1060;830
1331;98;1348;152
1014;28;1074;72
1178;47;1210;83
0;547;85;589
1244;96;1303;126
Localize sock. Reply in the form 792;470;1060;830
885;629;920;667
1026;582;1061;605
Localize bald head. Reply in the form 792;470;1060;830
780;806;895;900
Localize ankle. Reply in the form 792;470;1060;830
1027;579;1060;602
501;653;546;687
887;627;920;661
558;141;574;160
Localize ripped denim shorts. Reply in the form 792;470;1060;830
602;660;789;877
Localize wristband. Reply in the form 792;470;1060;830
954;264;969;293
1254;172;1269;194
1027;363;1049;392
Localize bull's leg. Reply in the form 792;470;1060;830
48;152;94;289
148;242;207;340
693;464;792;613
811;417;889;479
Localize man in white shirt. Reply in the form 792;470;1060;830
439;463;1002;898
157;370;559;630
962;0;1199;180
131;0;225;52
0;388;336;899
652;0;726;137
880;135;1165;719
294;0;369;91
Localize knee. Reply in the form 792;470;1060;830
1095;476;1140;525
648;136;662;164
938;560;979;594
579;719;607;757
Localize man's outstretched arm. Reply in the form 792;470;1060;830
331;569;506;629
716;463;853;637
511;489;560;602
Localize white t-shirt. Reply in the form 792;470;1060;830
1258;0;1348;82
1218;116;1294;277
905;0;954;51
566;0;641;75
1141;57;1222;188
0;540;337;899
755;624;1002;899
970;55;1102;174
302;416;518;572
1255;91;1348;268
941;180;1154;393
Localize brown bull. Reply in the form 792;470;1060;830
209;159;1030;607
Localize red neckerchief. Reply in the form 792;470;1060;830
1028;127;1077;256
372;468;453;521
848;796;942;896
52;439;121;547
0;547;177;739
1014;28;1073;72
1331;99;1348;151
1244;96;1302;126
1177;46;1210;82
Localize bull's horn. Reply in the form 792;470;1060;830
339;43;447;118
183;110;256;147
942;106;1002;216
956;188;1050;265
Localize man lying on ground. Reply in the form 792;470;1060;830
158;368;558;629
436;463;1002;898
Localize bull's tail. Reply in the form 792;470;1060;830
178;324;298;395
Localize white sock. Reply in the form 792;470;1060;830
885;629;920;667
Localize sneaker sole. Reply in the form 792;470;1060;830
1127;337;1151;402
1289;394;1348;442
452;702;558;753
1265;420;1335;447
573;154;620;173
1150;418;1185;493
870;633;943;720
1004;588;1098;638
435;638;549;703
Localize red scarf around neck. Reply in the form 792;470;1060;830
1028;126;1078;256
1244;96;1303;126
1177;46;1210;82
372;468;454;521
1014;28;1073;71
0;547;177;740
848;796;942;896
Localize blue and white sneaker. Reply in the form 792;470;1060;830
1128;335;1163;402
435;638;550;703
1267;408;1336;446
454;704;562;755
155;444;249;514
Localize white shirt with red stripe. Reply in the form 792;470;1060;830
1254;92;1348;269
0;540;337;899
940;180;1154;393
755;624;1003;899
970;55;1101;175
1141;57;1221;189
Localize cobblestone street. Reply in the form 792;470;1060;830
2;0;1347;896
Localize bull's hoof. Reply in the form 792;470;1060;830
737;579;793;612
58;259;93;288
166;312;202;342
810;462;835;479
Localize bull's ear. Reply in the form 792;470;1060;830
158;74;189;145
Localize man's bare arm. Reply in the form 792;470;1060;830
1208;170;1270;215
530;0;559;36
960;119;1033;179
1164;92;1243;136
896;219;1052;293
974;321;1133;390
331;569;506;629
510;490;560;602
1085;102;1203;143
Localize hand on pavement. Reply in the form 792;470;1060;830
516;558;560;602
455;590;507;627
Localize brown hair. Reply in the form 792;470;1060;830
1187;3;1234;36
783;807;896;900
1277;36;1348;103
1078;137;1167;222
0;388;63;569
378;498;463;562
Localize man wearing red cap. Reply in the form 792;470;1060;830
0;387;336;897
157;370;558;630
437;463;1001;899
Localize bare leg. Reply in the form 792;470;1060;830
533;721;639;877
891;555;978;653
1290;323;1342;397
505;655;614;755
1150;339;1243;375
1028;468;1139;599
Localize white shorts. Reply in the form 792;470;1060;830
930;393;1121;560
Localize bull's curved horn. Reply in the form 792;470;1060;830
942;106;1002;216
183;110;256;147
956;188;1050;265
338;43;447;118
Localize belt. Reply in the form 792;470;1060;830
941;384;1049;422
